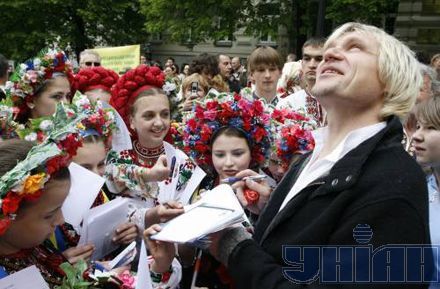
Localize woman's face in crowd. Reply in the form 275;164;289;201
30;76;71;118
130;93;171;148
72;141;107;176
183;65;190;75
212;134;252;180
413;120;440;167
0;179;69;251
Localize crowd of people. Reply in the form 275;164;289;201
0;22;439;289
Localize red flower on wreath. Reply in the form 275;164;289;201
2;192;22;215
0;218;11;235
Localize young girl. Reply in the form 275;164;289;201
0;114;180;289
412;97;440;288
5;49;73;124
179;90;272;289
54;134;138;264
108;64;205;233
0;139;71;287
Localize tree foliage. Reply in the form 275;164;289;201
0;0;400;62
0;0;148;62
139;0;400;53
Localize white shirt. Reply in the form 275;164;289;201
279;121;387;211
276;89;307;112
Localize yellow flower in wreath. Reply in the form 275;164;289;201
21;173;46;195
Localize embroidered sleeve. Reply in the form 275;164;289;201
105;150;159;199
151;258;182;289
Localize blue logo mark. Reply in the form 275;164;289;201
282;224;436;284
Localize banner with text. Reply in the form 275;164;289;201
93;45;140;74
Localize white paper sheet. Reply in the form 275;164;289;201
152;184;245;243
0;265;49;289
62;162;105;228
136;240;153;289
101;101;132;152
78;197;130;260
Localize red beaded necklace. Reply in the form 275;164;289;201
133;140;164;168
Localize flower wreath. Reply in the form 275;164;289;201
5;48;73;121
110;65;165;135
182;89;272;171
0;101;94;235
0;98;23;140
73;66;119;94
270;107;317;168
16;92;117;145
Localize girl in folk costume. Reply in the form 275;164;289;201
47;94;137;265
107;64;205;233
178;89;272;289
5;49;74;124
412;97;440;289
73;66;119;104
267;107;317;183
0;104;97;287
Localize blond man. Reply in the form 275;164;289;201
207;23;431;289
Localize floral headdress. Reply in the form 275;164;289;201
17;92;117;145
270;107;317;168
110;65;165;134
0;102;89;235
182;89;271;171
0;97;23;140
5;48;73;120
73;66;119;94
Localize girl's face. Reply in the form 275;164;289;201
413;120;440;167
30;76;71;118
0;179;69;251
212;134;252;180
130;93;170;148
72;141;107;176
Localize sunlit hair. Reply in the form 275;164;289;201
415;97;440;130
248;46;283;72
325;22;422;119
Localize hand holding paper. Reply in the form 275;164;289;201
151;184;246;244
144;224;176;273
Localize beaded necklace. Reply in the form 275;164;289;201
133;140;164;168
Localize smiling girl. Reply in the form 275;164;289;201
6;49;73;125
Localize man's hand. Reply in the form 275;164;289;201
231;169;272;214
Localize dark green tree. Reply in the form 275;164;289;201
0;0;148;62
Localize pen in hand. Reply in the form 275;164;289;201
221;174;267;184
